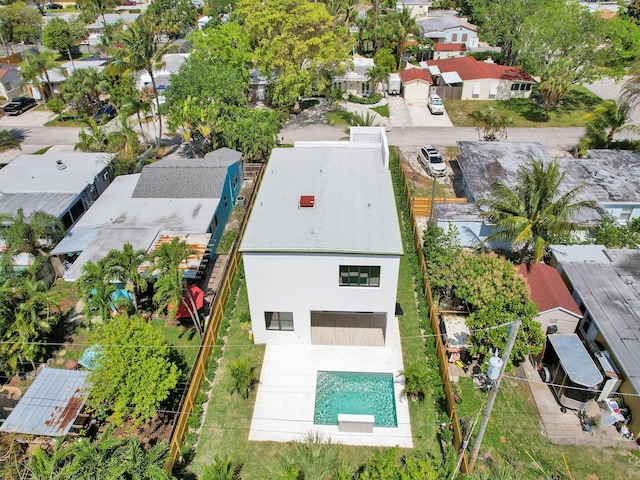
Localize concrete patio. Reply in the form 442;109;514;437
249;317;413;447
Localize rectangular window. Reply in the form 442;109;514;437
525;83;532;91
3;81;12;92
451;33;458;42
511;83;520;91
265;311;294;331
472;83;481;98
232;174;238;189
461;34;468;42
339;265;380;287
212;214;218;232
224;195;228;208
519;83;527;91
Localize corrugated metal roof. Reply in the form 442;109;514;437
548;334;603;387
0;192;78;218
51;225;103;255
0;368;88;437
241;143;402;255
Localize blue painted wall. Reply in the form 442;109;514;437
208;161;243;253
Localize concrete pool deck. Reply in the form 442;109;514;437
248;317;413;447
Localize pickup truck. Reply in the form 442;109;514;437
2;97;37;116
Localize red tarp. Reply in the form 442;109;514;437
175;284;204;319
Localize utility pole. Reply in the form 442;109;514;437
468;316;522;471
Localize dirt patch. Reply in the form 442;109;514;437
112;411;175;447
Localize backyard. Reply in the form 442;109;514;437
455;375;640;479
445;86;601;128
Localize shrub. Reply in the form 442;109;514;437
399;362;430;401
201;455;242;480
46;98;66;116
347;93;382;104
229;358;258;399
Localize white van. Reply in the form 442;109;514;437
428;94;445;115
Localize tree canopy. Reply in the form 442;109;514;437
0;2;42;44
86;315;181;427
237;0;353;108
42;17;88;62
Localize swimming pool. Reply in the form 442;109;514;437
313;371;397;427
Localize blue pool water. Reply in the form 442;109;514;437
313;371;397;427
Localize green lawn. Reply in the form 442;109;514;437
45;115;90;128
151;319;201;371
445;86;601;128
370;104;389;117
454;376;640;478
32;146;52;155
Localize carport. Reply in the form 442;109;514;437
310;311;386;346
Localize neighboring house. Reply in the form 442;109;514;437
85;13;141;47
240;127;403;346
436;142;640;247
333;54;375;98
550;245;640;437
425;56;535;100
0;152;114;229
433;42;466;59
0;64;23;101
249;68;271;102
137;53;189;91
398;67;433;100
416;14;479;50
515;262;582;335
396;0;431;19
52;148;243;281
33;58;110;98
197;16;212;29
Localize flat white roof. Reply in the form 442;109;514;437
0;152;112;194
241;142;402;255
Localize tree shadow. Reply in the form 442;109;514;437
8;128;27;143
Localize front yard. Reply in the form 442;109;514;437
445;86;601;128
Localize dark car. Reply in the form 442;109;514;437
93;104;117;124
45;2;63;9
2;96;37;116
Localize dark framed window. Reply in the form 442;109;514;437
212;214;218;232
339;265;380;287
265;311;294;331
224;195;228;208
232;174;238;189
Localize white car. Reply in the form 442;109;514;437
428;94;445;115
420;145;447;177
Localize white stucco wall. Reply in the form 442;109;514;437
402;80;430;100
243;252;400;344
460;79;533;100
442;27;478;49
538;310;581;336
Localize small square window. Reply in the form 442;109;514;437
265;311;294;331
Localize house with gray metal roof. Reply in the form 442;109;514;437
416;13;479;50
437;142;640;248
0;152;114;229
550;246;640;438
241;127;402;346
52;148;243;281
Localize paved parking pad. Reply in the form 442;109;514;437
405;100;453;127
0;109;55;128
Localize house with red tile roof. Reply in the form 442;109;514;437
433;43;466;60
425;56;535;101
398;66;433;100
516;262;582;335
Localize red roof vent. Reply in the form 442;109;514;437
300;195;315;208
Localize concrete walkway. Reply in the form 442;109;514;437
521;359;636;448
386;95;413;127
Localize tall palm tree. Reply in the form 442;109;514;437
623;60;640;107
366;64;388;95
151;238;201;336
103;243;148;313
393;7;418;70
110;17;171;157
0;208;64;255
478;159;594;262
77;259;116;322
583;99;639;149
19;50;59;101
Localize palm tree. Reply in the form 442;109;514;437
122;91;152;145
20;50;59;101
478;159;594;262
0;208;64;255
151;238;201;336
393;7;419;70
103;243;148;313
366;64;388;95
623;60;640;107
110;17;171;157
201;456;242;480
75;118;109;153
77;259;116;322
583;99;639;148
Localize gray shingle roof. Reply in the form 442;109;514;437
132;149;240;199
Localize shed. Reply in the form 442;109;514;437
398;68;433;100
0;368;89;437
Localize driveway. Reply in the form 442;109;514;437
386;95;412;127
405;99;453;127
0;109;56;128
584;77;640;140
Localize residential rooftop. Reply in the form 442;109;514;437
417;14;477;32
516;262;581;317
241;133;402;255
426;56;535;82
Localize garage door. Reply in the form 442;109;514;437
310;311;386;346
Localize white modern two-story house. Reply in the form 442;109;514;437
241;127;403;346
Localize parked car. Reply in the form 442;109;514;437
44;2;63;9
427;94;445;115
93;104;117;124
191;0;204;6
122;0;137;5
420;145;447;177
2;96;37;116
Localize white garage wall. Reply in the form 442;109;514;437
243;252;400;344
